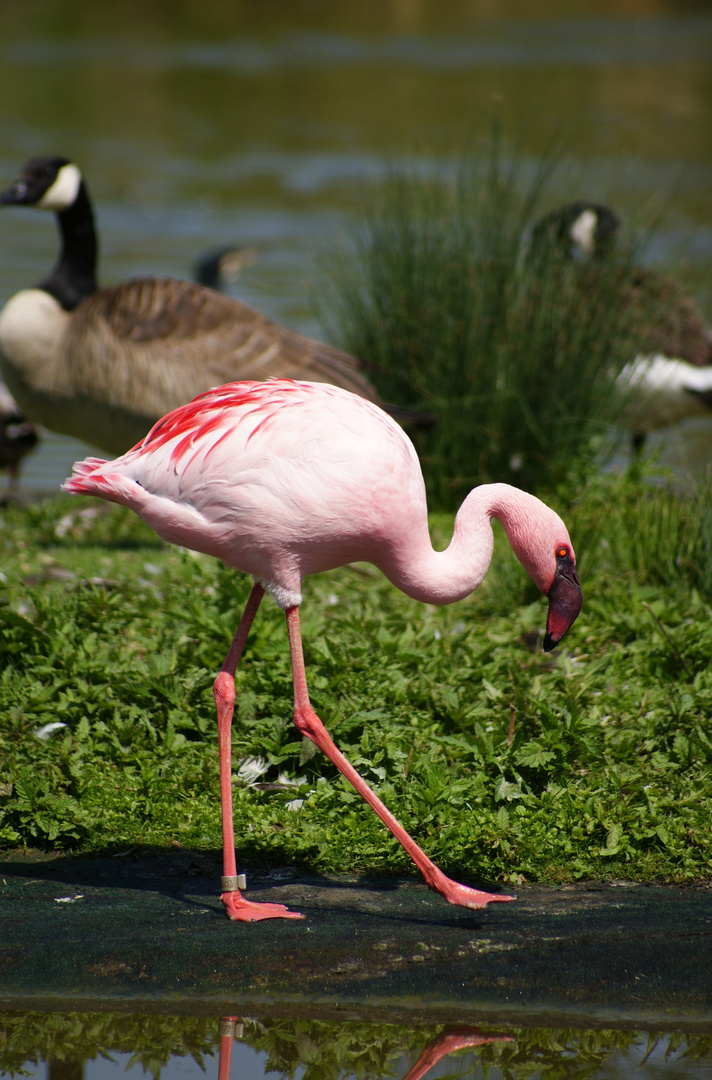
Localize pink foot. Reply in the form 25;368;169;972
404;1028;514;1080
221;890;304;922
437;878;516;910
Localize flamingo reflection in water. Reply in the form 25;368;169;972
217;1017;513;1080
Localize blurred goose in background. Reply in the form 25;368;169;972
192;245;259;290
530;202;712;446
0;155;415;456
0;383;39;492
530;201;622;263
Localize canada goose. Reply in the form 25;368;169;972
530;202;712;444
0;383;39;491
0;156;391;456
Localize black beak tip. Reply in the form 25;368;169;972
543;632;557;653
0;182;26;206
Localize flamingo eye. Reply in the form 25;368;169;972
556;546;569;559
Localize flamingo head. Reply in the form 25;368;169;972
499;490;582;652
543;543;582;652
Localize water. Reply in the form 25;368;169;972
3;1012;712;1080
1;0;711;492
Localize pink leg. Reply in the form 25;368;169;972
403;1028;514;1080
215;583;302;922
286;607;514;911
217;1018;240;1080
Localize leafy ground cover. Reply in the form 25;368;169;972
0;471;711;887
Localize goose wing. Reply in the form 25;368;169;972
62;278;378;417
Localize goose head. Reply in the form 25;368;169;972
0;156;83;213
530;201;621;262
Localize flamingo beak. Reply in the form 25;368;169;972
543;555;582;652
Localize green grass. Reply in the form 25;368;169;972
321;141;659;506
0;474;711;886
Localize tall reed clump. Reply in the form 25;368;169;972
322;143;648;507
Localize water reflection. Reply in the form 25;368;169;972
2;1011;712;1080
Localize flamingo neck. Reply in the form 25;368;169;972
383;483;548;605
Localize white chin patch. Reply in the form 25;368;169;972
37;163;82;211
569;209;598;257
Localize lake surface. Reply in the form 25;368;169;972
1;0;711;492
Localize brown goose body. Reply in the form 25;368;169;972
0;156;380;455
0;276;377;454
614;265;712;370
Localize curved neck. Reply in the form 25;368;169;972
40;181;98;311
382;483;549;605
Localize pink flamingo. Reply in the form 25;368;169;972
63;379;582;922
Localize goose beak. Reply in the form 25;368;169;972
544;559;582;652
0;178;28;205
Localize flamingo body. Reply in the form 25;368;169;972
64;379;582;922
67;381;427;608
